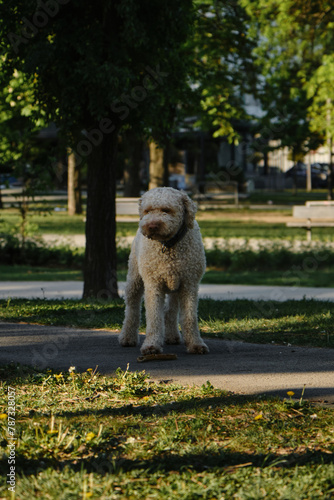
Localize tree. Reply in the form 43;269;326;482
148;141;168;190
0;0;194;299
187;0;257;143
67;149;82;215
242;0;334;195
0;67;55;208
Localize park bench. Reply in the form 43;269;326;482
286;201;334;241
116;197;140;215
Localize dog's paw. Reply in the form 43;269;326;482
165;331;182;345
187;342;209;354
118;332;138;347
141;343;163;355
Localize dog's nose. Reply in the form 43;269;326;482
147;221;160;233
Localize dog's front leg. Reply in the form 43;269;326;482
179;285;209;354
141;287;165;355
164;293;181;345
119;252;143;347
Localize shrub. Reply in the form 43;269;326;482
0;233;84;268
2;232;334;273
205;241;334;271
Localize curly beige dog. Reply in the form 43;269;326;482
119;187;209;355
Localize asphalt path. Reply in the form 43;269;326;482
1;322;333;405
2;281;334;301
1;281;333;405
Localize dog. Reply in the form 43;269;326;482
119;187;209;355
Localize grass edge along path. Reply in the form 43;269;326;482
0;365;333;499
0;297;334;349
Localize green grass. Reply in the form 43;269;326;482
2;265;334;288
0;265;127;282
202;268;334;288
1;298;333;349
0;365;333;499
0;265;83;281
2;203;334;240
2;200;334;287
0;210;86;235
198;219;334;241
247;189;330;205
2;211;334;241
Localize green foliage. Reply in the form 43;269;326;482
241;0;334;154
0;65;55;189
0;229;130;269
0;0;197;298
0;0;194;139
205;243;334;271
307;54;334;137
187;0;257;142
0;233;84;268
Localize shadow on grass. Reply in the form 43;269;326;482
1;446;332;478
52;393;261;419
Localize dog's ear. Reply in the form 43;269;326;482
181;192;197;228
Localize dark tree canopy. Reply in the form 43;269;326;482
1;1;193;136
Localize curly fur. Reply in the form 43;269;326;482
119;187;209;355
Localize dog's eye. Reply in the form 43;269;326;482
162;208;171;214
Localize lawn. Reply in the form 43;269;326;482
1;297;333;349
3;205;334;240
0;265;84;282
3;240;334;288
246;188;330;205
2;198;334;287
2;266;334;288
202;268;334;288
0;205;325;244
0;365;333;499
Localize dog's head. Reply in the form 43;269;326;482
138;187;197;241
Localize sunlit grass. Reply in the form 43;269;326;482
2;206;334;240
1;298;333;349
0;365;333;499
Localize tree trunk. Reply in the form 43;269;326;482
67;150;75;215
327;99;333;200
306;155;312;192
83;130;119;300
149;141;165;189
327;137;333;201
163;141;171;187
74;164;82;215
124;132;143;197
68;149;82;215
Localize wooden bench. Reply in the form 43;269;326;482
287;201;334;241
